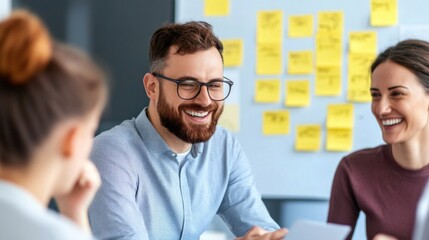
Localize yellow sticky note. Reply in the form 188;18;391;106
371;0;397;26
316;32;342;66
318;11;344;34
348;52;376;76
295;124;321;151
218;104;240;132
285;80;310;107
347;53;376;102
256;42;282;75
348;87;372;103
326;128;353;151
263;110;290;135
315;65;341;96
327;104;354;129
255;79;281;103
222;39;243;67
204;0;230;16
257;10;283;42
288;51;314;74
349;31;377;54
288;15;314;37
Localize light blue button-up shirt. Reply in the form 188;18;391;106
89;108;279;240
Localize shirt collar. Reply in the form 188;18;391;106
0;180;45;214
135;108;204;158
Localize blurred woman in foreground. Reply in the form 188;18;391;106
0;10;107;239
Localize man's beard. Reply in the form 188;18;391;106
157;91;223;143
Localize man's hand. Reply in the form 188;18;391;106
236;226;288;240
373;234;398;240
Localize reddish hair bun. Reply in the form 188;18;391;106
0;10;53;84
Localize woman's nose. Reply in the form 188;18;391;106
376;97;391;116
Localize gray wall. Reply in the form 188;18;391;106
13;0;175;132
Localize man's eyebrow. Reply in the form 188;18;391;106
177;76;224;81
175;76;198;81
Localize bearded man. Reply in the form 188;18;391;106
88;21;287;240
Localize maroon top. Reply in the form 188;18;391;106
328;145;429;240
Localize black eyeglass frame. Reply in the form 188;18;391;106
152;72;234;101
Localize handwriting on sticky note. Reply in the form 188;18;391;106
327;104;354;129
288;15;313;37
285;80;310;107
316;33;341;52
315;66;341;96
326;128;353;151
263;110;290;135
222;39;243;67
256;42;282;75
257;10;283;42
349;72;370;88
370;0;397;26
255;79;281;103
348;53;374;88
295;125;321;151
316;33;342;66
348;53;376;72
288;51;313;74
347;88;371;102
318;11;344;33
349;31;377;54
347;53;375;102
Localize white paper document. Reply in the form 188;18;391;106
287;220;351;240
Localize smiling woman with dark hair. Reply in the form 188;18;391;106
328;39;429;240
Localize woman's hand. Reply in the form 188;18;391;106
55;161;101;234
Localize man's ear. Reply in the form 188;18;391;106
61;126;78;159
143;73;158;100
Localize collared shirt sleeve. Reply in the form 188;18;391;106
88;134;149;240
217;135;280;237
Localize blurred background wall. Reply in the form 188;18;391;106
12;0;174;133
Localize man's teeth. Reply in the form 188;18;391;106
382;118;403;126
185;110;208;117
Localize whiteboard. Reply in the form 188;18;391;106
175;0;429;199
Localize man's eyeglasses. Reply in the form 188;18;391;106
152;72;234;101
